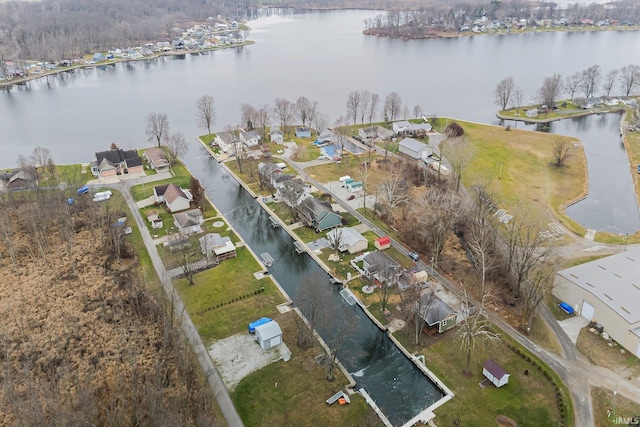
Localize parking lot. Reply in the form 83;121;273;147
327;180;376;210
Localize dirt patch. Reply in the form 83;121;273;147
209;330;291;392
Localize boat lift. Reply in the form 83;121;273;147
293;241;306;254
261;252;274;268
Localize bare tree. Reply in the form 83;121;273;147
494;76;516;110
368;92;380;123
31;147;53;178
412;104;423;119
503;217;551;300
165;132;188;164
146;112;169;147
513;86;524;117
603;69;619;97
273;98;294;135
346;90;362;125
376;259;400;312
552;138;573;167
454;292;501;375
196;95;215;135
384;92;402;122
178;250;200;286
466;212;498;295
520;266;555;332
376;166;410;216
240;103;257;130
312;113;329;136
359;90;372;125
254;105;271;141
619;64;640;96
412;283;437;345
564;72;583;100
536;73;563;109
234;141;247;173
440;135;474;192
295;96;316;127
327;227;345;255
580;64;601;98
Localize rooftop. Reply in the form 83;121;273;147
556;247;640;324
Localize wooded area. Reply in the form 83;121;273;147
0;188;218;426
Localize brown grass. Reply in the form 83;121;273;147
592;386;640;427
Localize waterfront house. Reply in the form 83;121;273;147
358;125;393;143
270;128;284;144
320;144;340;161
240;129;261;147
153;183;192;213
419;295;458;334
362;251;400;285
199;233;236;262
143;147;170;171
276;178;309;208
173;209;203;235
295;127;312;138
258;162;284;186
91;53;105;63
392;121;411;134
215;131;238;153
297;197;342;232
7;170;34;189
326;227;368;254
90;149;143;178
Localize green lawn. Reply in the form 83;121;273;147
174;247;286;342
305;154;375;184
459;120;587;231
592;386;640;427
233;312;383;427
426;337;563;426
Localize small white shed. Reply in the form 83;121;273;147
255;320;283;351
483;359;510;388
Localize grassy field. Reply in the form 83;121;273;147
592;386;640;427
424;336;563;426
174;247;286;342
459;120;587;233
233;312;383;427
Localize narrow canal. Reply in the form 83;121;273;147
186;148;444;426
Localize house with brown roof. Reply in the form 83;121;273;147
173;209;203;235
143;147;170;171
153;183;192;212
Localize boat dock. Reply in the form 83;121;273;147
261;252;274;267
293;241;306;254
269;216;281;228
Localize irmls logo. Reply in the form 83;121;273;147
607;410;640;425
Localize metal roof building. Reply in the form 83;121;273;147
553;248;640;357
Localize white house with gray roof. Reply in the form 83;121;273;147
553;248;640;357
326;227;368;254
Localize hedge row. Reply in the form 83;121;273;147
196;287;266;316
506;343;570;427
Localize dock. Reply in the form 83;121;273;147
261;252;274;267
329;276;344;285
269;216;281;228
293;241;306;254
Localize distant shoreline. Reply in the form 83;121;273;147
0;40;254;89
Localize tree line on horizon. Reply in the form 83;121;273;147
495;63;640;113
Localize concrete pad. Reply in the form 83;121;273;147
558;316;590;344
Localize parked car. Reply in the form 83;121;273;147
408;252;419;262
346;194;356;201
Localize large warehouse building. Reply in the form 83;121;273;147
553;248;640;357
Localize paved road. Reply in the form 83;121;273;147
109;180;243;427
281;148;640;427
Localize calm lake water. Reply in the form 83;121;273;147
0;10;638;224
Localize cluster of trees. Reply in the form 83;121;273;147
0;0;257;62
495;63;640;112
0;174;218;425
344;90;423;126
145;112;189;163
363;0;640;34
